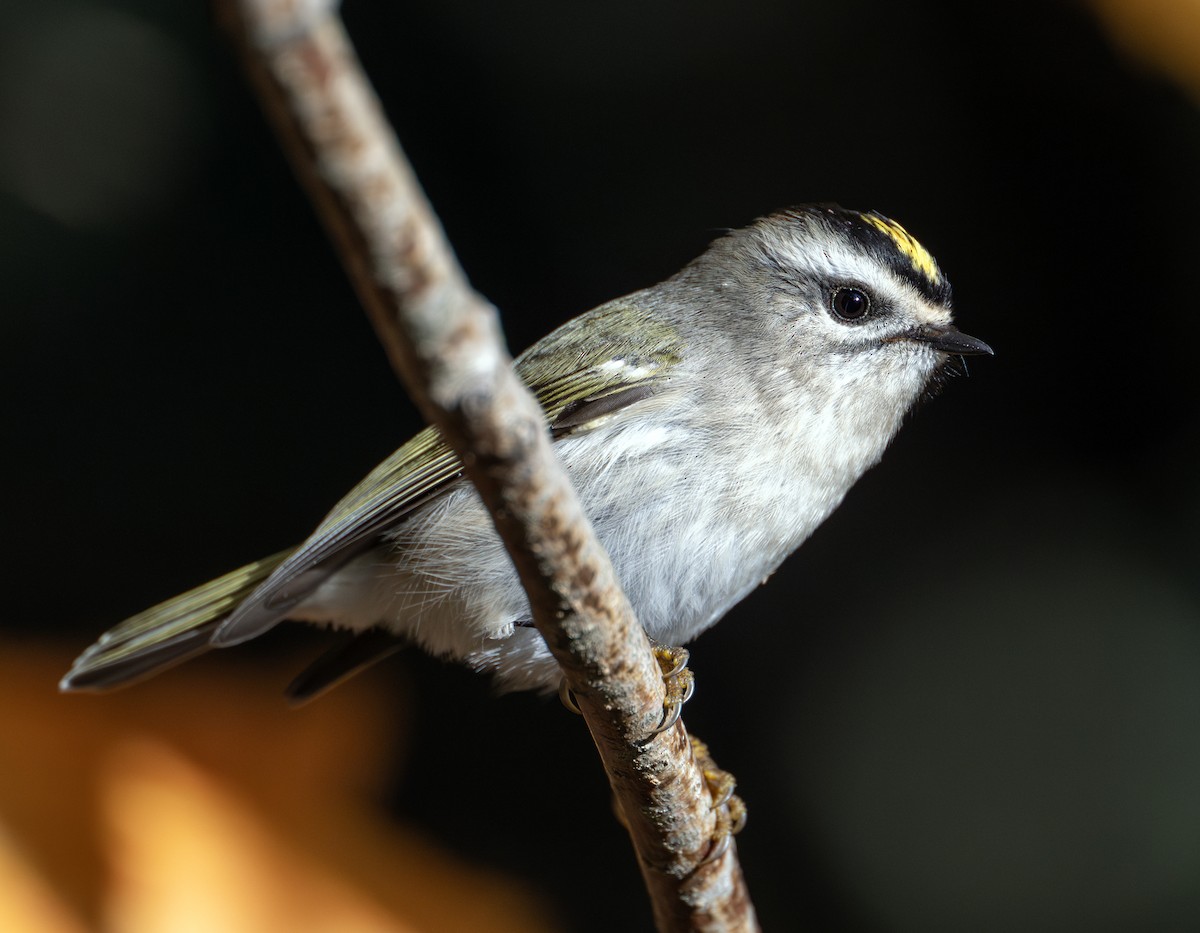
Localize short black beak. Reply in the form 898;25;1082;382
911;325;994;356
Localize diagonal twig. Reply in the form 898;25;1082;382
214;1;758;929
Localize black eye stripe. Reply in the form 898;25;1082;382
830;286;871;322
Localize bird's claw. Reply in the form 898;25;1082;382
648;644;695;736
656;644;691;680
558;677;582;715
691;736;747;865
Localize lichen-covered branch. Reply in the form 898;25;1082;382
213;0;758;928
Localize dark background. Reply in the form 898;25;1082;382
4;0;1200;930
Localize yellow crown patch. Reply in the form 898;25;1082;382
861;213;942;286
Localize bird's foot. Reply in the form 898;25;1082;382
648;644;695;736
691;735;747;863
560;642;695;732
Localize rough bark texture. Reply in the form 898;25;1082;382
214;1;759;929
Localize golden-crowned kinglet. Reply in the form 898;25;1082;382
62;205;991;698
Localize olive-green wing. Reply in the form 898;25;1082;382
60;301;683;691
210;301;684;646
60;550;294;690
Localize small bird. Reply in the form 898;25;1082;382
61;206;991;701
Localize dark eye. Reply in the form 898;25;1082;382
830;286;871;321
